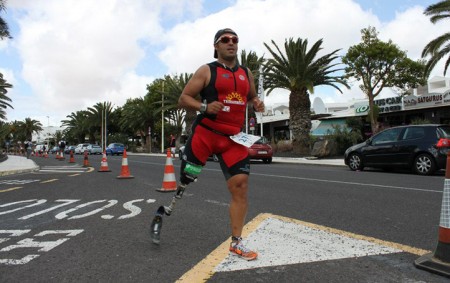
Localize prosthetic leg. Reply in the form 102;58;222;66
150;160;201;244
150;183;186;244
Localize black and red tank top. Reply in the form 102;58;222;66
198;61;250;135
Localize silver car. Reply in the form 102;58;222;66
86;144;103;155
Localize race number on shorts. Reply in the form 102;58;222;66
230;132;260;148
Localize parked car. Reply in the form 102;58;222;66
50;146;60;154
248;136;273;164
86;144;103;155
75;143;90;154
344;124;450;175
64;145;76;154
106;143;125;155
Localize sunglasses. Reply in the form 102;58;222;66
215;35;239;44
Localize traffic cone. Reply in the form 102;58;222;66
156;148;177;192
44;151;48;158
415;151;450;277
98;151;111;172
68;150;75;163
82;151;91;167
59;150;65;160
117;149;134;179
55;151;60;159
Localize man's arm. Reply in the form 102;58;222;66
178;65;224;114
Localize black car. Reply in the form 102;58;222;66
344;124;450;175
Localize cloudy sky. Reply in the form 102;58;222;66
0;0;447;127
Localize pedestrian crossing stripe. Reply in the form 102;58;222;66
38;165;90;173
177;213;431;282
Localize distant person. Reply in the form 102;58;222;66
59;140;66;156
169;134;176;158
25;140;32;159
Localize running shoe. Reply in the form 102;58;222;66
229;240;258;261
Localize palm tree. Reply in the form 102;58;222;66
120;96;155;148
422;0;450;75
155;74;192;138
61;110;89;143
86;102;114;144
0;73;13;121
0;0;11;40
239;50;265;130
20;118;43;141
263;38;349;154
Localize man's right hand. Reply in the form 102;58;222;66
206;101;225;114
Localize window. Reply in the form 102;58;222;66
372;128;402;145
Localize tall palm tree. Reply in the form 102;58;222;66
0;73;13;121
422;0;450;75
263;38;349;154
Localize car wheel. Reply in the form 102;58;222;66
263;158;272;164
413;153;436;176
347;153;364;171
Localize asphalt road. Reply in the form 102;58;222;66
0;154;449;282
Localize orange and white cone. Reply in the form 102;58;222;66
98;151;111;172
117;149;134;179
59;150;65;160
44;151;48;158
55;151;60;159
68;150;75;163
82;151;91;167
156;148;177;192
415;151;450;276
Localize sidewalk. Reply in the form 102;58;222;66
0;155;40;176
0;153;346;177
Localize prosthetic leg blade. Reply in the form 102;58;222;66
150;206;165;245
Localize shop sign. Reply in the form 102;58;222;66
404;92;445;109
354;96;403;116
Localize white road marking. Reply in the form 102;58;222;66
216;217;401;271
0;199;47;216
118;199;143;219
178;213;429;282
19;200;80;220
0;229;84;265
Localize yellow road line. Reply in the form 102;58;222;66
69;174;80;177
0;187;22;193
177;213;430;282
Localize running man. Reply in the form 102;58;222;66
177;28;265;260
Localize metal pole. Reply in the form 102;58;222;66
101;108;104;151
105;106;107;150
161;81;165;153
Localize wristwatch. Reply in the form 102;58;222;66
200;101;207;114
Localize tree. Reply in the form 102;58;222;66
342;26;427;134
0;0;11;40
264;38;349;154
19;117;43;141
0;73;13;121
422;0;450;75
61;110;89;143
239;50;265;129
154;74;192;139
